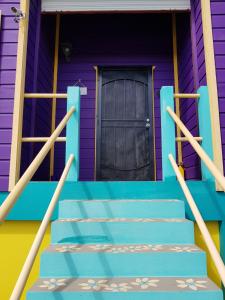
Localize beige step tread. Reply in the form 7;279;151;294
29;277;220;292
46;244;202;253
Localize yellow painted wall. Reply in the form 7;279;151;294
0;220;222;299
0;221;51;300
194;221;221;287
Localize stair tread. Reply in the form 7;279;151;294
57;218;189;223
29;277;220;292
45;244;203;253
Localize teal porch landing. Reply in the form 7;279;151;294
0;180;225;221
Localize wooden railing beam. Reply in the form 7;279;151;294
0;107;75;221
22;137;66;143
176;137;202;142
174;93;200;99
24;93;67;99
201;0;224;190
167;106;225;191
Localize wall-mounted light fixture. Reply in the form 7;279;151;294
61;43;72;62
11;7;26;23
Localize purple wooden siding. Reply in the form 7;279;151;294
177;13;201;180
21;5;54;180
211;1;225;173
0;1;19;191
189;0;225;176
54;14;174;181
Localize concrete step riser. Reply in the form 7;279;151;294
51;221;194;244
59;200;185;219
40;251;207;277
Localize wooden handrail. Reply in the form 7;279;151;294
0;107;75;221
10;155;74;300
174;93;200;99
22;137;66;143
169;154;225;286
167;106;225;191
176;137;202;142
24;93;67;99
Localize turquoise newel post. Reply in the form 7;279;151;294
66;86;80;181
160;86;176;181
197;86;214;182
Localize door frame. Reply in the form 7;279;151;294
95;66;155;181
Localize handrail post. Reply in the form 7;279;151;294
197;86;214;182
160;86;176;180
66;87;80;181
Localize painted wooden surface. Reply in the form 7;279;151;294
160;86;176;180
197;86;214;181
177;12;201;180
210;1;225;175
66;87;80;181
21;12;55;181
0;0;20;191
55;14;174;181
189;0;225;178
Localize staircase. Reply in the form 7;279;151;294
27;199;222;299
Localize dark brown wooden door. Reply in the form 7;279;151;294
96;67;154;180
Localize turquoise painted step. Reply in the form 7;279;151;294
40;244;206;277
59;200;185;219
27;277;223;300
51;218;194;244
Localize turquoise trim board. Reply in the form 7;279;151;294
160;86;176;180
65;87;80;181
1;180;225;221
197;86;214;182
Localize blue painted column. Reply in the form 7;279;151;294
65;87;80;181
197;86;214;182
160;86;176;181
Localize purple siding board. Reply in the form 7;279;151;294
177;12;201;180
21;5;54;180
210;0;225;173
0;1;19;191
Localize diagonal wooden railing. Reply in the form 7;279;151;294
0;86;80;221
161;85;225;287
0;107;75;221
10;154;74;300
169;153;225;286
167;106;225;191
0;87;80;299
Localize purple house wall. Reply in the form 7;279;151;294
211;1;225;172
21;1;55;180
0;1;19;191
177;0;225;180
0;1;225;190
177;13;201;180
